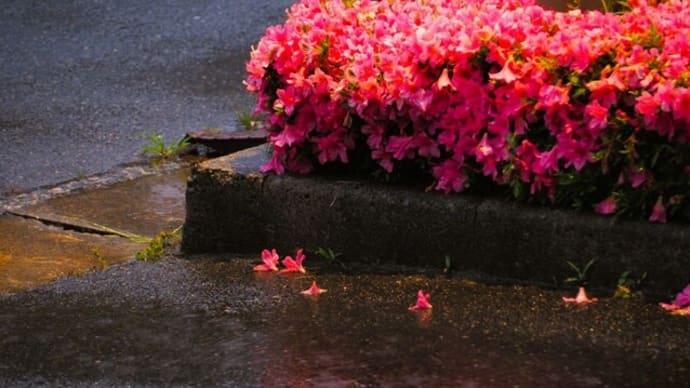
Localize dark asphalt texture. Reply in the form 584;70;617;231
1;256;689;387
0;0;295;194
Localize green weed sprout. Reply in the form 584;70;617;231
565;259;596;287
136;226;182;261
614;271;647;298
315;247;346;269
236;108;265;131
141;132;191;159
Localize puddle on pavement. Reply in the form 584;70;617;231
16;168;188;238
1;256;688;386
0;215;143;294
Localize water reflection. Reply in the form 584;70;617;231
1;257;689;386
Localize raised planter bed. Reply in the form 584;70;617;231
183;145;690;295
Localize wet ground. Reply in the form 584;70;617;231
2;2;689;385
0;162;689;386
1;255;689;387
0;0;294;194
0;167;187;294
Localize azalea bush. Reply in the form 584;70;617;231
245;0;690;223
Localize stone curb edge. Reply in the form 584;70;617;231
183;145;690;295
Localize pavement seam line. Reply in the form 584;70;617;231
4;211;150;243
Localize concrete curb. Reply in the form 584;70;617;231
183;145;690;294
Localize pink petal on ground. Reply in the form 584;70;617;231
409;290;433;310
659;302;681;311
301;281;327;295
254;249;280;272
672;284;690;307
280;249;307;273
671;307;690;316
562;287;598;304
253;264;273;272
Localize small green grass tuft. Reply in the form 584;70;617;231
136;226;182;261
235;108;265;130
92;246;108;270
613;271;647;298
565;259;596;287
315;247;347;269
141;132;191;159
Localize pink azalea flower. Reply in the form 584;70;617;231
562;287;598;304
301;281;327;295
275;87;300;116
253;249;280;272
434;68;455;91
489;58;519;84
669;284;690;307
408;289;433;310
316;131;350;164
584;100;609;133
386;135;416;160
659;285;690;314
672;87;690;123
248;0;690;221
280;249;307;274
649;195;667;224
594;195;617;215
627;167;648;188
432;158;467;193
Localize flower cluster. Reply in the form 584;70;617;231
253;248;327;294
247;0;690;222
253;248;307;273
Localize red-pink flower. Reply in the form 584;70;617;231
408;289;433;310
260;147;286;175
281;249;307;274
433;158;467;193
247;0;690;224
301;280;327;295
562;287;598;304
649;195;667;224
253;249;280;272
434;68;455;91
275;87;300;116
584;100;609;133
315;131;350;165
594;195;617;215
627;166;648;188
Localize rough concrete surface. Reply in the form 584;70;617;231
12;168;188;238
0;215;142;294
1;167;188;293
183;145;690;295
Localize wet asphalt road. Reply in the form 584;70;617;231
1;256;689;387
0;0;295;194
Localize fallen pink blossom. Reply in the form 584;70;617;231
659;284;690;314
562;287;598;304
671;307;690;316
660;302;681;311
280;248;307;273
301;281;327;295
672;284;690;307
253;249;280;272
409;289;433;310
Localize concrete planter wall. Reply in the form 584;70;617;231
183;146;690;295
